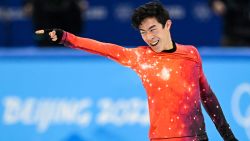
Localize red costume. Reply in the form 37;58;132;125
61;32;236;141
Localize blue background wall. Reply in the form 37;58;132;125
0;48;250;141
0;0;221;47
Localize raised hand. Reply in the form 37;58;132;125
35;29;64;44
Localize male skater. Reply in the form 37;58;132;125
36;1;237;141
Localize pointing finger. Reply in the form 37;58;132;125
35;30;45;34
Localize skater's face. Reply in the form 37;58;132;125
139;17;172;53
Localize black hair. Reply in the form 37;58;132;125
131;1;170;29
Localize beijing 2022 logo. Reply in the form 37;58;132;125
231;83;250;139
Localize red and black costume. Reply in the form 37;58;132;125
61;32;237;141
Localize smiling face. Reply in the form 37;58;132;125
139;17;172;53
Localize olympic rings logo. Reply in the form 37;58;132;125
231;83;250;139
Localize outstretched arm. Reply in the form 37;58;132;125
35;29;138;67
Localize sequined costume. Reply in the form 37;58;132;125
61;32;236;141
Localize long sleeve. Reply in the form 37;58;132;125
61;32;138;67
197;51;237;141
